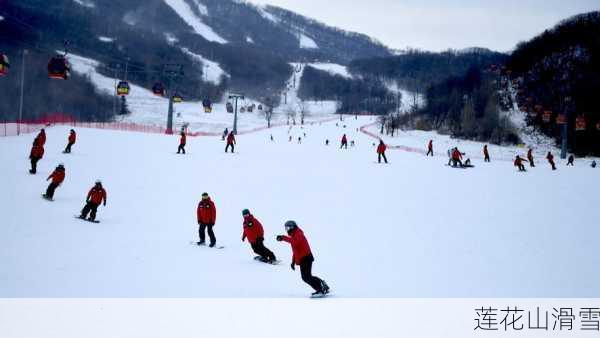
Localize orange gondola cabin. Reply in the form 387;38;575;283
116;81;130;96
48;55;71;80
0;54;9;76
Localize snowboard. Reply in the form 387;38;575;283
74;215;100;223
253;256;280;265
310;292;331;299
41;194;53;201
446;164;475;169
189;241;224;249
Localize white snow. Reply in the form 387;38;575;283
164;33;179;45
163;0;228;44
72;0;95;8
246;36;254;44
98;36;114;43
180;47;228;85
0;15;4;21
257;6;280;24
308;63;352;79
299;33;318;49
1;115;599;297
192;0;208;16
384;80;425;112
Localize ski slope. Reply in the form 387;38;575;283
1;117;599;297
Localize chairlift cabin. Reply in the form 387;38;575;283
240;107;246;113
575;116;586;131
247;105;254;113
258;104;263;111
542;111;552;123
116;81;130;96
152;82;165;96
172;94;183;103
0;54;9;76
556;114;566;125
226;102;234;113
48;55;71;80
202;98;212;113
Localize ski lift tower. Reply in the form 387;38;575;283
164;64;184;134
228;93;245;134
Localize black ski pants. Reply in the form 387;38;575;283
299;254;324;292
45;182;59;199
225;143;235;153
199;223;216;245
81;201;100;221
64;142;74;153
251;237;276;261
177;144;186;154
378;152;388;163
30;157;41;173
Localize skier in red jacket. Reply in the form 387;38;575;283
79;180;107;222
377;140;388;163
426;140;433;156
196;192;217;247
276;220;329;296
177;131;186;154
241;209;276;263
514;155;527;172
64;129;76;153
29;140;44;174
483;145;490;162
527;148;535;167
35;129;46;147
546;151;556;170
340;134;348;149
225;132;236;153
451;148;464;167
43;164;65;200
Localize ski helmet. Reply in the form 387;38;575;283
95;180;102;185
284;220;298;233
242;209;250;216
201;192;209;199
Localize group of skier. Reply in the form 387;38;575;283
177;129;236;154
194;193;329;296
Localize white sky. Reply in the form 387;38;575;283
248;0;599;52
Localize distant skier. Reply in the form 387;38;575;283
79;180;107;222
289;135;292;142
29;139;44;174
177;131;186;154
426;140;433;156
527;148;535;167
225;131;236;153
483;145;490;162
35;128;46;147
222;128;228;141
241;209;276;263
64;129;76;153
196;192;217;247
377;140;388;164
270;134;274;141
298;137;302;144
340;134;348;149
276;220;329;296
567;154;574;166
592;160;597;168
546;151;556;170
325;139;329;146
514;155;527;172
450;147;464;167
350;140;355;147
43;164;65;200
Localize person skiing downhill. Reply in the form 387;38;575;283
276;220;329;296
340;134;348;149
527;148;535;167
222;128;228;141
483;145;490;162
514;155;527;172
43;164;65;200
197;192;217;247
546;151;556;170
426;140;433;156
177;131;186;154
567;154;574;166
377;140;388;163
79;180;107;222
64;129;76;153
29;138;44;174
225;131;236;153
241;209;276;263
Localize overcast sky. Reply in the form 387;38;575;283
248;0;599;52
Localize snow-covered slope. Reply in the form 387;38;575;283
308;63;352;79
163;0;227;43
1;117;598;297
181;47;228;85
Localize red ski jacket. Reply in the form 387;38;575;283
227;133;236;144
547;153;554;162
428;140;433;150
483;146;489;156
452;149;462;160
341;135;347;143
514;157;524;166
87;186;107;205
242;215;264;244
30;144;44;158
527;149;533;161
47;169;65;184
68;131;76;144
180;133;186;145
36;131;46;146
377;143;386;154
197;198;217;225
281;227;312;265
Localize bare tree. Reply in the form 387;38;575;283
263;97;275;128
296;99;308;125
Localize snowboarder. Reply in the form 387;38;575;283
79;180;107;222
451;148;464;167
270;134;274;141
426;140;433;156
241;209;276;263
567;154;574;166
177;131;186;154
527;148;535;167
350;140;355;147
298;137;302;144
222;128;228;141
514;155;527;172
592;160;597;168
43;164;65;200
64;129;76;153
29;139;44;174
483;145;490;162
377;140;388;164
225;131;236;153
325;139;329;146
196;192;217;247
340;134;348;149
546;151;556;170
276;220;329;296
